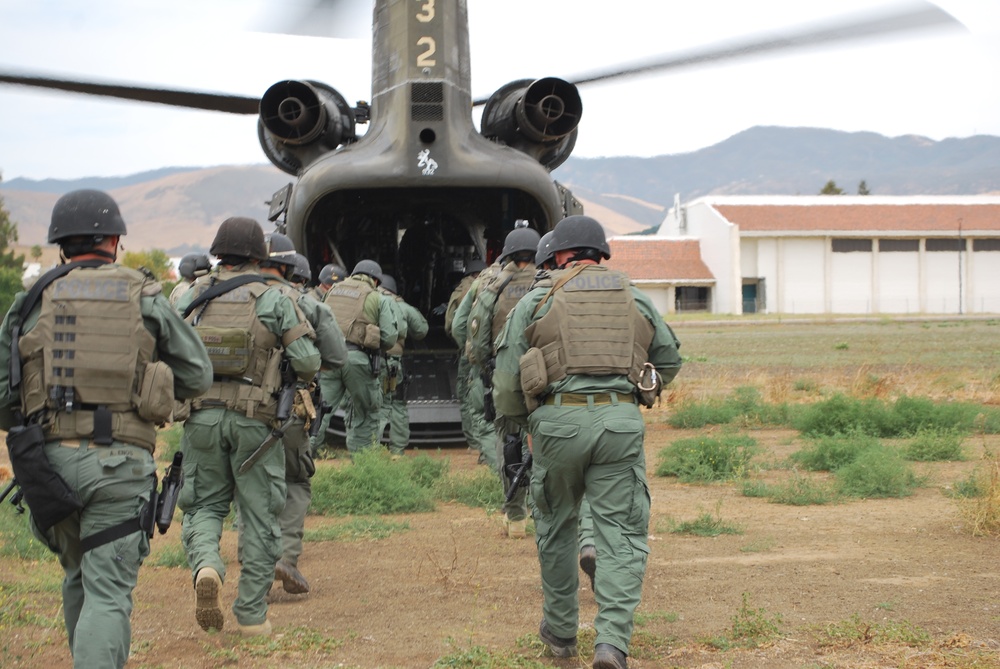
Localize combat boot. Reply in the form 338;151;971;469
194;567;224;632
275;560;311;594
539;619;578;658
593;643;628;668
505;516;527;539
579;545;596;591
237;619;273;637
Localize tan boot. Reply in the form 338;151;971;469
505;516;527;539
194;567;224;632
579;545;596;591
275;560;311;594
237;619;273;637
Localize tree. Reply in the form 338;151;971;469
30;244;42;261
857;180;871;195
0;174;25;314
122;249;174;281
819;180;844;195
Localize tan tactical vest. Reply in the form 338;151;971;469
525;265;654;386
444;274;475;336
18;265;163;451
324;276;379;349
185;272;283;423
489;264;538;343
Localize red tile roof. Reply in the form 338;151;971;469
713;203;1000;233
605;238;714;282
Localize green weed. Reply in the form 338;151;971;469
902;428;965;461
237;625;346;657
667;386;791;429
790;432;880;472
433;467;505;509
706;592;783;649
0;507;51;562
156;423;183;464
835;446;920;498
148;540;188;568
656;434;758;483
634;610;680;625
818;613;930;646
310;448;438;515
304;517;410;542
667;506;742;537
433;639;548;668
742;473;838;505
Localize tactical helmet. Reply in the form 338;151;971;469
291;253;312;284
210;217;268;261
535;231;555;267
500;227;541;261
318;263;347;285
178;252;212;281
263;232;297;266
48;189;127;243
548;215;611;260
352;259;383;283
380;274;397;294
465;258;487;275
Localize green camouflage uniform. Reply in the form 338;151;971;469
318;273;398;454
450;268;499;466
377;291;428;454
176;265;320;628
264;276;347;570
0;263;213;669
493;263;682;656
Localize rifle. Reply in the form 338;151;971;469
502;433;532;503
308;382;332;439
238;358;297;474
482;358;496;422
0;478;24;513
155;451;184;534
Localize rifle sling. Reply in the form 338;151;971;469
531;264;587;318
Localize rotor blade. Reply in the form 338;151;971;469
0;72;260;114
472;2;963;105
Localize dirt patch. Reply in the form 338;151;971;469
3;422;1000;668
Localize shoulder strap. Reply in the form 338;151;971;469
181;274;267;319
531;264;587;318
9;259;106;393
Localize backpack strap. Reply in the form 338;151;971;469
181;274;267;319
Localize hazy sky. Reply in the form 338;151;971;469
1;0;998;180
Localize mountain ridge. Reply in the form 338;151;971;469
3;126;998;254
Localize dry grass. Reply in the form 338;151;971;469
955;450;1000;536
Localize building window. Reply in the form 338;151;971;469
926;239;965;252
879;239;919;252
676;286;710;312
832;238;872;253
973;239;1000;252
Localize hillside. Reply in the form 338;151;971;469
3;126;999;253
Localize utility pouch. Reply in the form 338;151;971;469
519;347;548;412
362;323;382;350
196;326;253;378
6;424;83;533
136;361;175;424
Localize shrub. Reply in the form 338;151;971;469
742;473;838;505
310;449;437;515
790;432;880;471
656;434;758;483
835;446;919;498
954;451;1000;536
901;428;965;462
433;467;505;509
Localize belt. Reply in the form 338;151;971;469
543;392;635;407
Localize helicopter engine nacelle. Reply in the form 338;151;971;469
257;80;357;175
479;77;582;171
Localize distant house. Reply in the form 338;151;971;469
652;195;1000;315
605;237;714;314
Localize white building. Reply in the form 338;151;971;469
655;195;1000;315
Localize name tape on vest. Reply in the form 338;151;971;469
52;277;131;301
562;274;625;292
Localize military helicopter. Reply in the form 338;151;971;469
0;0;959;442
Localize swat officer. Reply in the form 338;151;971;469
0;189;213;669
310;263;347;303
176;217;321;637
290;253;313;287
493;215;682;669
258;235;347;595
376;275;428;456
169;252;212;306
320;259;398;454
445;259;493;461
466;226;540;538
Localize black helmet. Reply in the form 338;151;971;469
48;189;127;243
380;274;397;294
352;259;383;283
319;263;347;285
263;232;297;266
535;231;555;267
178;252;212;281
465;258;487;275
500;227;541;261
210;217;267;261
549;215;611;260
291;253;312;284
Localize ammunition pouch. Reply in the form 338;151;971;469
136;361;175;424
196;326;253;378
6;423;83;533
362;323;382;350
518;347;548;413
